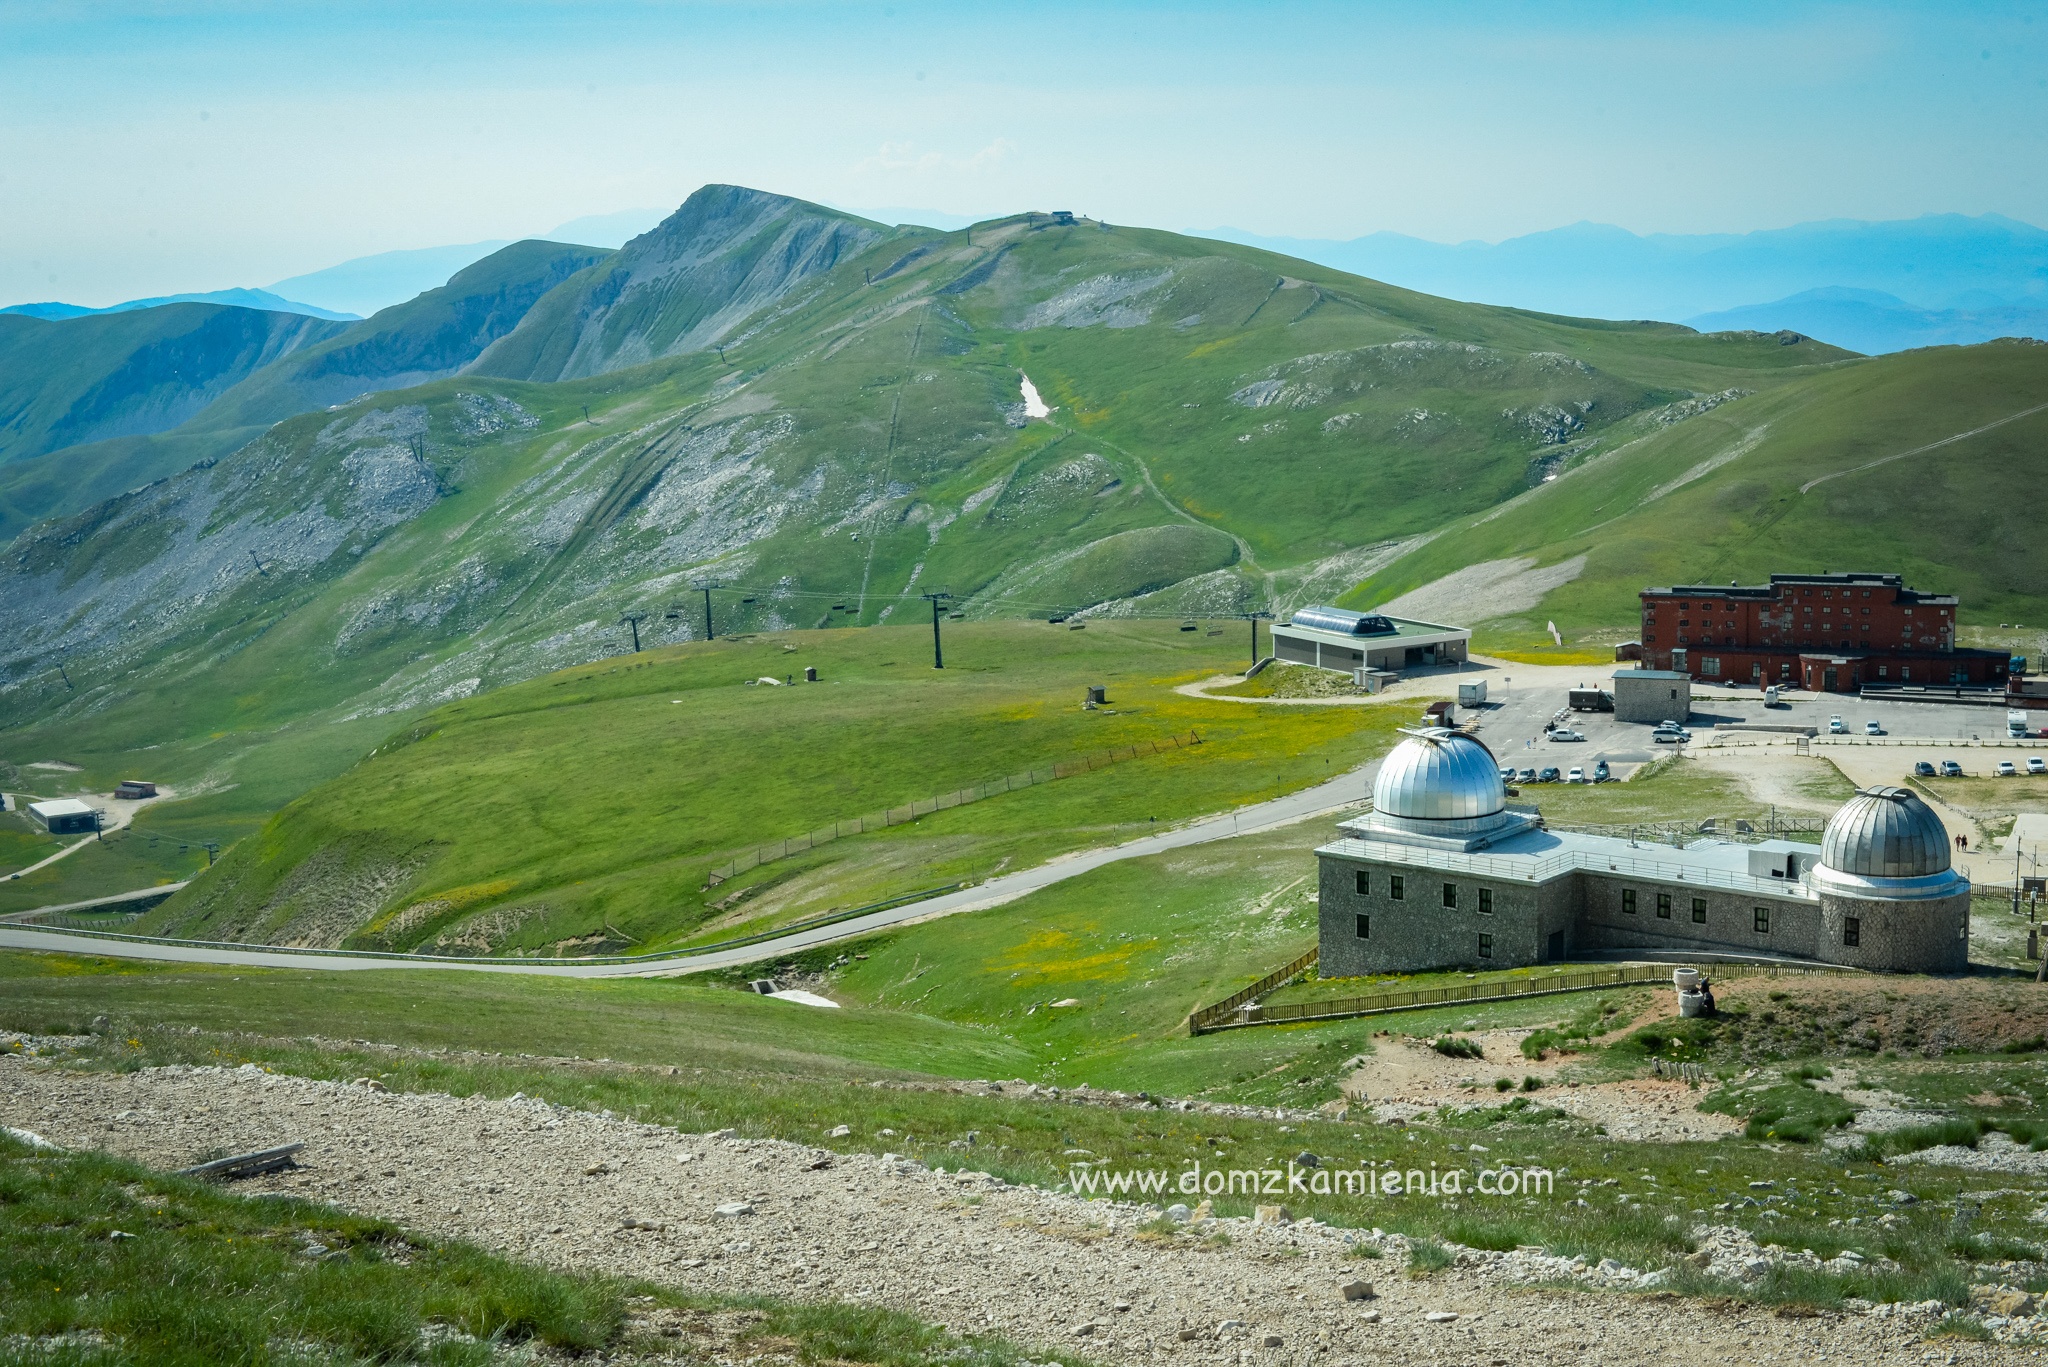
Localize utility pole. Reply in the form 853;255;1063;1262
249;550;268;577
204;842;220;866
1235;611;1273;672
57;663;73;690
621;614;647;652
922;591;953;668
691;581;724;640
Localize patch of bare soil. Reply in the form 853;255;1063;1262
1709;975;2048;1060
1341;1030;1739;1143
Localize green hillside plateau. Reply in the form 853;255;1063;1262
0;240;609;540
133;620;1398;955
1346;338;2048;658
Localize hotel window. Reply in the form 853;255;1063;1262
1443;882;1458;909
1656;892;1672;919
1355;870;1369;895
1390;875;1405;901
1622;889;1638;915
1844;916;1860;948
1478;888;1494;915
1478;933;1494;960
1692;897;1707;924
1355;913;1371;940
1754;906;1771;934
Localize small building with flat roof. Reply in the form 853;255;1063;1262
27;798;98;835
1612;668;1692;724
1270;605;1470;678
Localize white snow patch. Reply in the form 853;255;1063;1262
766;989;841;1009
1019;374;1051;419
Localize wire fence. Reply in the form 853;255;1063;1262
701;730;1205;888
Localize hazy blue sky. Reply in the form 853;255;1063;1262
5;1;2045;304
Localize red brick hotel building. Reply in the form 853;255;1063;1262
1639;572;2009;693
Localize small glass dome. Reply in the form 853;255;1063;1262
1820;786;1952;879
1372;727;1506;821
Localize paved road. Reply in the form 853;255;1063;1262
0;763;1381;979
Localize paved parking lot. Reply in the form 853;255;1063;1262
1451;665;2037;787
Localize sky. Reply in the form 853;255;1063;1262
4;1;2046;306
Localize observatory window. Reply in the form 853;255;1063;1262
1843;916;1861;948
1691;897;1707;924
1478;888;1494;915
1622;890;1638;915
1754;907;1771;934
1656;893;1672;919
1478;933;1494;960
1355;914;1370;941
1442;882;1458;909
1355;870;1369;896
1390;875;1405;901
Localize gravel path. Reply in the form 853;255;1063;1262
0;1058;2020;1365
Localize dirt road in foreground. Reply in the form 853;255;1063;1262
1;1057;2017;1366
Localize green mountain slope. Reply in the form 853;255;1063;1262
0;241;609;541
0;193;1864;755
200;238;613;428
1344;338;2048;657
0;303;345;466
469;185;893;381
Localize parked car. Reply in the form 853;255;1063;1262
1940;760;1964;777
1998;760;2019;777
1914;761;1937;777
2031;756;2047;775
1550;728;1586;742
1865;720;1885;735
1652;728;1690;744
1828;715;1846;734
1499;765;1518;782
1593;760;1611;782
1566;766;1586;784
1517;768;1538;784
1537;766;1562;783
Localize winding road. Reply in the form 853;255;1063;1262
0;760;1380;979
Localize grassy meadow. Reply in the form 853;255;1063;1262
134;619;1407;957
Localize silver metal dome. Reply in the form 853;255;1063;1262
1372;727;1505;821
1820;786;1952;879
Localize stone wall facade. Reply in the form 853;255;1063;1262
1815;889;1970;973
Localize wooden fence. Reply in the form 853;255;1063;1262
1187;958;1848;1036
702;730;1203;888
1185;946;1321;1033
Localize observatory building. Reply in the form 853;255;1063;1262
1269;605;1471;684
1317;728;1970;975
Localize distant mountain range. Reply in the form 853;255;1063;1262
1685;286;2048;355
20;210;2048;355
1;288;355;322
1196;214;2048;354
